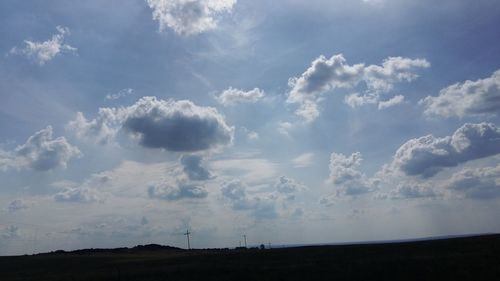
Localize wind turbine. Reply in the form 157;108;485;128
243;234;247;248
184;229;191;250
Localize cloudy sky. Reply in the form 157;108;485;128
1;0;500;255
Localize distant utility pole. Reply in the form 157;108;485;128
243;234;247;248
184;229;191;250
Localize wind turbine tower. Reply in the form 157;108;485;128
184;229;191;250
243;234;247;248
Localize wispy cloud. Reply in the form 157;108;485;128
9;26;76;65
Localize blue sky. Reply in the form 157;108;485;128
1;0;500;255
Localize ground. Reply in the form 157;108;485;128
1;234;500;280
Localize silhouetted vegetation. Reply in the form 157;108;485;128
1;234;500;280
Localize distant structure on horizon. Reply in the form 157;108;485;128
184;230;191;250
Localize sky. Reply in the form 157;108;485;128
1;0;500;255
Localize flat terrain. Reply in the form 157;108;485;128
1;234;500;281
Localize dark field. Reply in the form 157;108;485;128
1;234;500;281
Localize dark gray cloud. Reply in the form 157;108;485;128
287;54;429;121
70;97;234;152
146;0;236;35
0;126;81;172
421;70;500;118
445;164;500;200
148;180;208;200
391;123;500;178
180;154;213;181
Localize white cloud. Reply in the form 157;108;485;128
146;0;236;35
0;126;81;172
378;95;405;110
389;123;500;178
329;152;362;184
106;88;134;101
274;176;307;195
69;96;234;152
1;226;20;239
328;152;376;196
9;26;76;65
287;54;429;121
6;199;29;213
238;127;259;141
444;164;500;200
292;152;314;168
246;131;259;140
344;93;378;108
212;157;277;185
215;87;265;106
148;180;208;200
319;195;337;207
53;186;103;203
421;69;500;118
277;121;293;136
221;179;277;219
53;173;111;203
68;108;121;145
364;57;429;93
363;0;386;5
388;183;439;200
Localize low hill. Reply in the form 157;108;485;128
42;244;183;256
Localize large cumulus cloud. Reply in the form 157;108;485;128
146;0;236;35
390;123;500;178
421;70;500;118
69;96;234;152
0;126;81;172
287;54;429;122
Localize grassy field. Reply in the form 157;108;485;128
1;234;499;280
